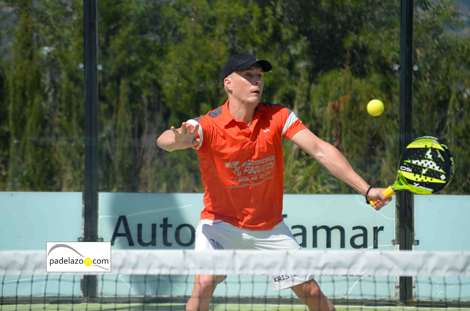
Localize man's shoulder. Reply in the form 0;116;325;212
193;105;224;123
258;102;292;115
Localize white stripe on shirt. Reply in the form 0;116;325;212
281;111;299;136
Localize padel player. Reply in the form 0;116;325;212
157;53;392;311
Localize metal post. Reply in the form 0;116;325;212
398;0;414;305
82;0;99;300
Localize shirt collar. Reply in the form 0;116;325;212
220;100;266;127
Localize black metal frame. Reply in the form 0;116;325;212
398;0;414;305
82;0;99;299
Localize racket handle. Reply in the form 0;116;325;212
370;186;396;207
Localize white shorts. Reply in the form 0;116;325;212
195;219;312;291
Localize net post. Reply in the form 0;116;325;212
398;0;414;306
83;0;99;300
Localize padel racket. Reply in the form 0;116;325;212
370;136;454;207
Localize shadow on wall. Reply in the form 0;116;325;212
100;192;203;297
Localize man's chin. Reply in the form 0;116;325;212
247;96;261;104
236;95;261;105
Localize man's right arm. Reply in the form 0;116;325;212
157;122;201;152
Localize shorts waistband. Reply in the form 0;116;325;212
199;219;224;225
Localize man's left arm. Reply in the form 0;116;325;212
290;128;391;210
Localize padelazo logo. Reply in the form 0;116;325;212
46;242;111;273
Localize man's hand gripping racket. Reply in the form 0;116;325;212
369;136;454;207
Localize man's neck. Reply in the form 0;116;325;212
227;98;258;126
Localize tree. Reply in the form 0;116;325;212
2;0;84;191
1;0;468;194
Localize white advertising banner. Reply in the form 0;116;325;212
46;242;111;273
99;193;396;251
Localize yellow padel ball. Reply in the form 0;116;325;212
367;99;384;116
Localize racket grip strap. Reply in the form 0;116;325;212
365;186;373;204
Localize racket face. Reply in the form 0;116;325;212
393;136;454;195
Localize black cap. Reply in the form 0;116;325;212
221;53;272;81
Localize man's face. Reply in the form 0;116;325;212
225;64;264;105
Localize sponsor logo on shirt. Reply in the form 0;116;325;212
225;156;276;187
226;156;275;176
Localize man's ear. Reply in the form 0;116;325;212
224;77;233;93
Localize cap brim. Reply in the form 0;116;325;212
234;59;272;72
